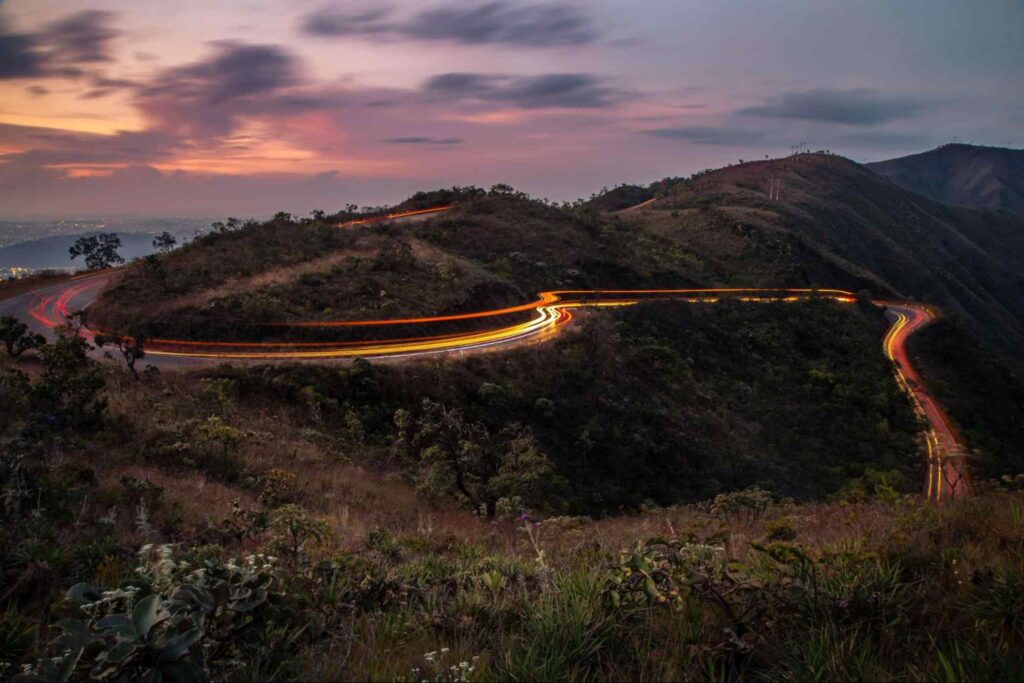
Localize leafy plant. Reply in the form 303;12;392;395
0;316;45;358
19;545;287;683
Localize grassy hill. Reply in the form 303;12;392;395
1;340;1022;681
7;152;1024;681
88;154;1024;477
868;143;1024;214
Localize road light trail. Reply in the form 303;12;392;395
8;273;966;500
880;302;968;501
334;205;450;228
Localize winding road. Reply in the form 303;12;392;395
1;270;967;500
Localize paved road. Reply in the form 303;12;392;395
0;270;210;369
882;302;968;501
3;276;967;499
334;205;449;228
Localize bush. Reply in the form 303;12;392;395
766;517;798;541
20;545;289;683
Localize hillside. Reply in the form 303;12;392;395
630;153;1024;354
7;156;1024;682
96;156;1024;351
868;144;1024;213
87;155;1024;478
2;338;1022;681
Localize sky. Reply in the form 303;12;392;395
0;0;1021;219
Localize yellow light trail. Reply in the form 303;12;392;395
23;273;964;502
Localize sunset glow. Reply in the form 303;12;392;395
0;0;1021;217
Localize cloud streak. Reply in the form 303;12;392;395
424;72;620;109
381;136;463;145
302;1;596;47
640;126;768;145
42;10;120;64
738;88;928;125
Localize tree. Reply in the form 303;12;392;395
198;415;247;459
152;231;177;252
489;183;516;196
0;315;45;357
69;233;124;270
411;399;564;519
29;324;106;434
210;217;242;234
94;331;146;378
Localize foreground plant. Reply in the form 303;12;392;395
17;545;284;683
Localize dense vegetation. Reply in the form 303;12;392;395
88;154;1024;492
908;318;1024;478
1;323;1022;681
207;300;920;513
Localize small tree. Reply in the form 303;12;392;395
0;315;45;357
69;232;124;270
412;399;563;519
29;324;106;434
489;183;516;196
199;415;246;459
94;331;146;378
152;231;177;252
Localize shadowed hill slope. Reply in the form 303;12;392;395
868;144;1024;214
93;154;1024;356
629;153;1024;356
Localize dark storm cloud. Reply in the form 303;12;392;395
738;88;927;125
42;10;119;63
381;136;463;145
302;1;596;47
640;126;768;145
0;27;44;78
424;72;620;109
133;43;337;137
0;9;119;79
147;43;299;102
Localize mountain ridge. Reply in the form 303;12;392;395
868;143;1024;213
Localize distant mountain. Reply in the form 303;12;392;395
868;144;1024;213
0;231;159;271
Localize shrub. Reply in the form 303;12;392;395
766;517;798;542
709;486;774;523
20;545;289;683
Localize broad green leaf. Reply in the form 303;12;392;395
67;583;101;605
133;594;167;638
106;640;138;663
56;619;91;639
56;647;83;682
159;628;202;662
97;614;135;633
